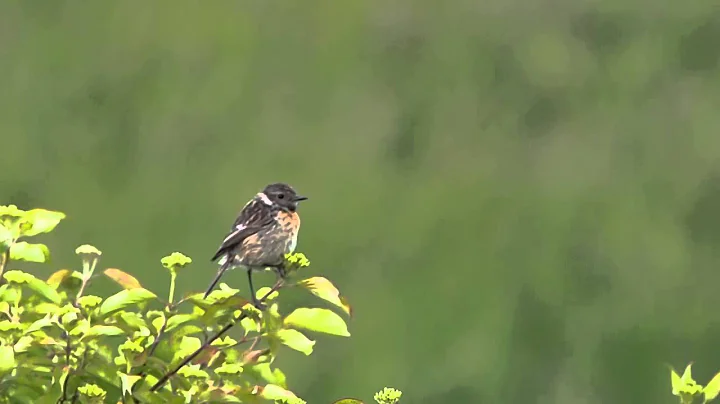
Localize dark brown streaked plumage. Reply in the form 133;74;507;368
203;183;307;306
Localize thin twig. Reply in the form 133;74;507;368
59;332;72;403
74;276;91;307
149;279;284;392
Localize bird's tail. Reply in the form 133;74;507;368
203;257;231;299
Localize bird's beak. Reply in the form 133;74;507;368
293;195;308;202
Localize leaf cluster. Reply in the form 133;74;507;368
0;205;401;403
670;363;720;404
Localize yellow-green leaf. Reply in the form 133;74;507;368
47;269;72;289
27;276;62;304
160;252;192;271
297;277;351;316
0;205;24;220
215;363;244;375
165;314;198;332
10;242;50;263
177;364;208;379
4;270;61;304
82;325;125;340
0;345;15;376
284;308;350;337
13;335;33;353
0;226;12;251
104;268;142;290
681;363;694;385
671;368;682;396
332;399;365;404
25;317;56;334
75;244;101;256
100;288;157;316
260;384;300;401
77;295;103;309
22;209;66;236
705;372;720;401
275;329;315;355
119;373;141;396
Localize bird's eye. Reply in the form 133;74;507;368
277;193;285;199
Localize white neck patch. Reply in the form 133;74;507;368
256;192;273;206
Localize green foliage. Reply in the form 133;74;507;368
0;205;399;403
670;363;720;404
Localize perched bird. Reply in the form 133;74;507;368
203;183;307;307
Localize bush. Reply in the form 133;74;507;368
0;205;401;403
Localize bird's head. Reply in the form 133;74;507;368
261;183;307;212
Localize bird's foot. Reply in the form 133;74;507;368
272;265;288;279
251;297;267;311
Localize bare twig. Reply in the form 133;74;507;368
149;279;284;392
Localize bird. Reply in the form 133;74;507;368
203;182;308;307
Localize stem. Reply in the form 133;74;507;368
75;257;98;305
168;271;177;305
60;331;73;403
149;279;285;392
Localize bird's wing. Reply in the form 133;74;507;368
210;197;274;262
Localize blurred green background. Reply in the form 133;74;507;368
3;1;720;403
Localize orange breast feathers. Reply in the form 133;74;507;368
278;211;301;252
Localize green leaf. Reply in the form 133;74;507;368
284;308;351;337
77;295;103;309
82;325;125;340
118;373;142;397
681;363;694;385
26;275;62;304
297;277;352;316
103;268;142;290
261;384;300;401
333;399;365;404
22;209;66;236
284;252;311;269
13;335;34;353
117;312;148;331
10;242;50;263
160;252;192;271
3;269;32;283
215;362;244;375
25;317;56;334
374;387;402;404
75;244;102;257
705;372;720;401
0;205;25;219
100;288;157;316
165;314;198;332
77;383;106;398
0;320;22;331
0;225;12;251
0;345;16;376
671;368;682;396
177;364;208;379
173;336;202;365
275;329;315;355
210;336;238;348
256;286;279;301
4;270;61;303
47;269;72;288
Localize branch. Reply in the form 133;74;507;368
148;279;284;392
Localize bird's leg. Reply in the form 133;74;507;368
273;263;288;280
246;269;265;310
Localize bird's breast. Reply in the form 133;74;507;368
278;211;301;253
